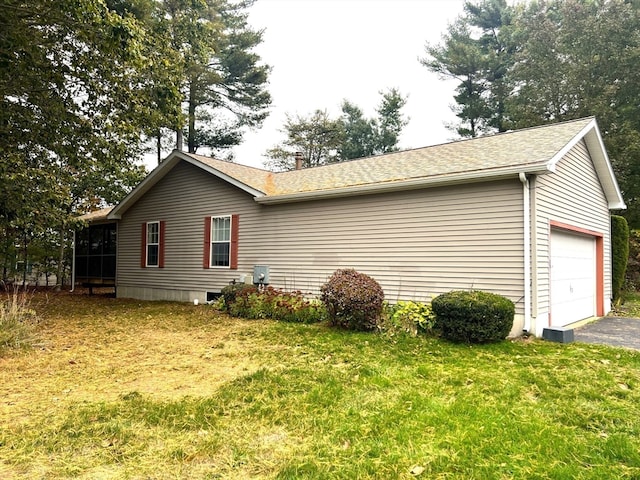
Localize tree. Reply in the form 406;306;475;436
421;0;513;136
160;0;271;157
0;0;180;286
505;0;640;225
265;89;408;170
264;110;344;171
339;101;376;160
373;87;410;155
423;0;640;226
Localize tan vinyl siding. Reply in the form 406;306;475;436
117;161;260;293
117;160;525;313
534;139;612;319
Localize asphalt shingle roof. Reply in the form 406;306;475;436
186;117;594;197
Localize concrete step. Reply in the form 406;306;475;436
542;327;574;343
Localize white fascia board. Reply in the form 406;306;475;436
546;118;597;172
583;124;626;210
255;164;550;205
546;118;626;210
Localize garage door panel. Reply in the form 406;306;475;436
550;230;595;326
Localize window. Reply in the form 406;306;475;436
146;221;160;267
203;214;238;269
141;221;165;268
211;216;231;267
75;223;117;281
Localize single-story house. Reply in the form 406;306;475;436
78;117;625;337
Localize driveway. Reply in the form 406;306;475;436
574;317;640;350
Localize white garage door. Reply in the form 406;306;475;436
550;229;596;326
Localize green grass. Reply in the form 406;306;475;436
1;294;640;478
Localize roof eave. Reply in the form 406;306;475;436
77;207;115;224
108;151;265;220
255;165;550;205
546;118;625;210
584;124;626;210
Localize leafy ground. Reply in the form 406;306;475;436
614;290;640;318
1;292;640;479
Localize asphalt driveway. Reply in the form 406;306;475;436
574;317;640;350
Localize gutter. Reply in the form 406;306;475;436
519;172;531;333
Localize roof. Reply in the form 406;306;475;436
108;117;625;218
77;207;115;223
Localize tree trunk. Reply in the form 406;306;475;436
157;131;162;165
21;231;27;288
55;227;65;292
188;78;197;153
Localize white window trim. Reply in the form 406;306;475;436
210;215;232;269
146;221;160;268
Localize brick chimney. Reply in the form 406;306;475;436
294;151;304;170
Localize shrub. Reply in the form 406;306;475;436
625;229;640;291
224;285;326;323
431;290;514;344
0;289;39;355
220;282;253;312
269;290;327;324
227;285;260;318
385;300;436;336
611;215;629;302
320;269;384;331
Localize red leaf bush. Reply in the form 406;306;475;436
320;269;384;331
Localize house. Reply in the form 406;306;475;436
78;117;625;337
74;209;117;293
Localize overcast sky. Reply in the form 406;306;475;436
165;0;469;170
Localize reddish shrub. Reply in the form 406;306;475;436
320;269;384;331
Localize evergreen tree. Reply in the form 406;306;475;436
421;0;513;136
422;0;640;225
160;0;271;156
264;110;344;171
265;90;408;170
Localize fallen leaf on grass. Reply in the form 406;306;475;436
410;465;425;476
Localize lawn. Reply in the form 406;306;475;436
1;293;640;479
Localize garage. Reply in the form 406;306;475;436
550;229;597;326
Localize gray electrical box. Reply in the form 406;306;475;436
253;265;270;285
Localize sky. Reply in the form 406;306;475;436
158;0;469;170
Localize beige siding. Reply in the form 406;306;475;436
118;160;525;314
117;161;261;295
533;139;612;331
245;180;525;308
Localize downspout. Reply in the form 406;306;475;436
519;173;531;333
70;230;76;293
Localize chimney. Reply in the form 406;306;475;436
294;151;304;170
176;130;183;151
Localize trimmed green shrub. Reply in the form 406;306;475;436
612;215;630;302
431;290;514;343
386;300;436;336
320;269;384;331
